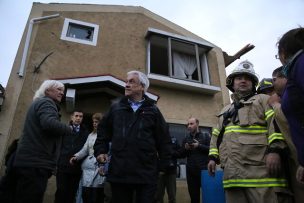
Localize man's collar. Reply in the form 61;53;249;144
231;91;255;102
128;97;145;104
190;131;198;136
283;49;304;77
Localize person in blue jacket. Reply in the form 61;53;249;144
276;27;304;184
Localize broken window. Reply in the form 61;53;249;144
61;18;99;46
147;30;211;84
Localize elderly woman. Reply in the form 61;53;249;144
70;113;105;203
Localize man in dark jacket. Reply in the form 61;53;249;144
155;135;180;203
94;70;172;203
55;110;89;203
178;117;210;203
11;80;72;203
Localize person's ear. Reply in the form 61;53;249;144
45;88;50;95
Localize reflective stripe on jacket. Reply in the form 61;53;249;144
209;94;288;188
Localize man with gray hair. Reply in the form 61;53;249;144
94;71;172;203
12;80;72;203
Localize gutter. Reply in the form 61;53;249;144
18;13;60;77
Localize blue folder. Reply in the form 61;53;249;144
201;170;225;203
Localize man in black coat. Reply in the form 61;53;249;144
178;118;210;203
11;80;72;203
155;134;180;203
94;70;172;203
55;110;89;203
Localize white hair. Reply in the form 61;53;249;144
127;70;150;93
33;80;64;100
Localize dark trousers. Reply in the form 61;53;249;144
82;187;104;203
13;167;52;203
186;167;202;203
0;170;17;203
55;171;81;203
155;173;176;203
111;182;157;203
103;181;112;203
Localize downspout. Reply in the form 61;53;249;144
18;13;60;77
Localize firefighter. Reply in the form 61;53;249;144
207;60;292;203
257;78;274;95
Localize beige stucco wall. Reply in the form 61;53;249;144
0;3;229;177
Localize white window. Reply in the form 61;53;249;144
61;18;99;46
147;28;213;85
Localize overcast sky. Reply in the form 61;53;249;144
0;0;303;86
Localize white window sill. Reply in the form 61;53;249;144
148;73;221;95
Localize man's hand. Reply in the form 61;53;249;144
268;93;281;107
185;139;199;150
296;165;304;184
96;154;108;163
69;156;77;165
208;160;216;177
266;153;281;176
192;139;199;149
185;143;192;150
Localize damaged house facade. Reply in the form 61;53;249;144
0;2;254;201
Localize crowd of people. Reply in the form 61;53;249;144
0;27;303;203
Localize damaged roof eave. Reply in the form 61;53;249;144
223;43;255;67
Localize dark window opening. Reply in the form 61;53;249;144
67;23;94;41
150;44;168;76
148;33;211;84
150;35;168;76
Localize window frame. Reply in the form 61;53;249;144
146;28;213;85
60;18;99;46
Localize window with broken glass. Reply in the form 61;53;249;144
67;23;94;41
148;34;211;84
61;18;99;46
